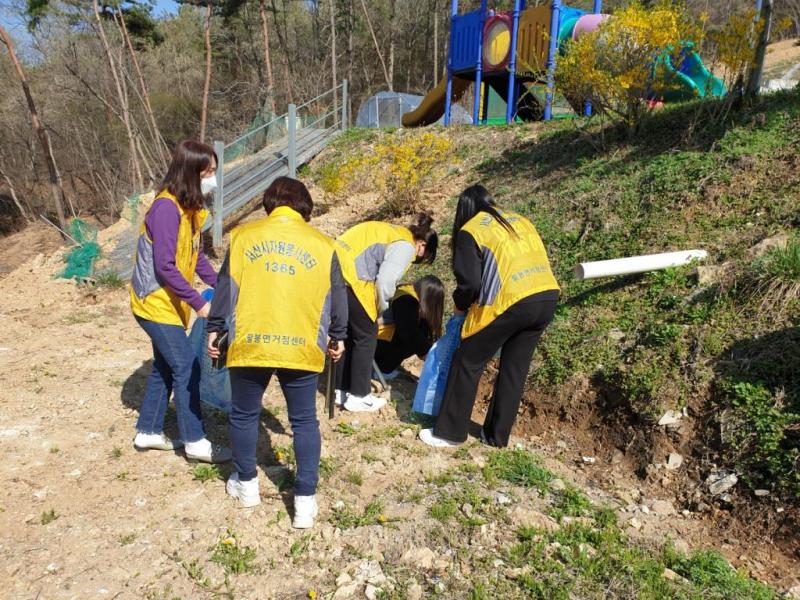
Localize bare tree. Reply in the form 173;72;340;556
0;24;68;235
92;0;144;190
746;0;773;99
201;3;213;141
258;0;276;112
360;0;391;90
0;158;32;221
114;5;169;166
330;0;339;117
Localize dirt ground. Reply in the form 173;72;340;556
1;186;798;600
763;37;800;80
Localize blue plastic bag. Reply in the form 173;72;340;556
412;314;465;416
187;289;232;413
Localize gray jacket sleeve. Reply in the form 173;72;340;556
376;240;415;312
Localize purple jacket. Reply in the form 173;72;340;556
145;198;217;311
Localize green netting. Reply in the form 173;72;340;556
59;218;100;280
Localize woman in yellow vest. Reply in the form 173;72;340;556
374;276;445;380
419;185;560;448
130;140;231;464
206;177;347;529
334;214;438;412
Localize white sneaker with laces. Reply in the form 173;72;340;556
419;428;463;448
133;432;183;451
226;472;261;507
292;495;318;529
343;393;387;413
184;438;233;463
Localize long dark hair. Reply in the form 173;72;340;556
451;184;515;268
413;275;445;340
160;140;217;211
263;176;313;221
407;212;438;264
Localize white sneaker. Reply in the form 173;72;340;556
292;495;318;529
334;389;345;407
343;393;387;413
133;432;183;451
226;472;261;508
419;428;463;448
184;438;233;463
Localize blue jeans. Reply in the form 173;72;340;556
135;316;205;443
229;367;321;496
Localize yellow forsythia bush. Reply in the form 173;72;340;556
319;132;452;215
556;0;704;129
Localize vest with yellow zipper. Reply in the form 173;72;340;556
377;284;418;342
225;206;336;373
460;210;559;339
130;191;207;328
335;222;415;321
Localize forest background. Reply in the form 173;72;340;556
0;0;798;234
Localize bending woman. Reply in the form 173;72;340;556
130;139;231;463
335;214;438;412
374;276;445;379
420;185;560;448
207;177;347;529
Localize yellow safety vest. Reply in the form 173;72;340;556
335;222;415;321
225;206;336;373
460;210;559;338
377;284;418;342
130;191;208;328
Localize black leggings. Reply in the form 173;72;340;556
335;287;378;396
434;291;558;447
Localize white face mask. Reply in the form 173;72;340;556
200;174;218;196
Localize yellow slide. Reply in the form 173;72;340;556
401;77;471;127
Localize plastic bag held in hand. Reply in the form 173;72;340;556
187;288;232;413
412;314;466;416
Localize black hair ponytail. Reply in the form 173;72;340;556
451;184;515;269
408;212;438;264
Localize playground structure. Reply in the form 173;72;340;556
402;0;726;127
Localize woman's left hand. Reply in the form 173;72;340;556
207;331;220;359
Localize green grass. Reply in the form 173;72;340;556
119;533;136;546
95;272;125;289
329;499;385;529
192;464;222;483
346;470;364;486
334;422;358;437
210;530;257;576
319;456;340;477
484;449;554;493
548;487;594;522
40;508;59;525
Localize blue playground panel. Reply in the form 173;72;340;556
450;9;483;74
449;5;586;77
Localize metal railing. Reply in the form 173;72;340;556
207;80;348;247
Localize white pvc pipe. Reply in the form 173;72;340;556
574;249;708;280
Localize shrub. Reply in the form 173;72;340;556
556;1;704;130
316;131;452;215
721;381;799;494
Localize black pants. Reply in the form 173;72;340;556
374;339;410;374
336;287;378;396
434;291;559;447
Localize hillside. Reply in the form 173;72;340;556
0;90;798;599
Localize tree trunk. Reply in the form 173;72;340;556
0;160;32;222
258;0;276;113
0;25;68;235
347;0;354;122
330;0;339;119
388;0;396;91
359;0;391;90
92;0;143;191
271;0;294;104
115;6;169;166
433;7;438;87
746;0;773;99
200;3;212;142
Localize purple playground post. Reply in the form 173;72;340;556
505;0;523;124
543;0;561;121
444;0;458;125
472;0;489;125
